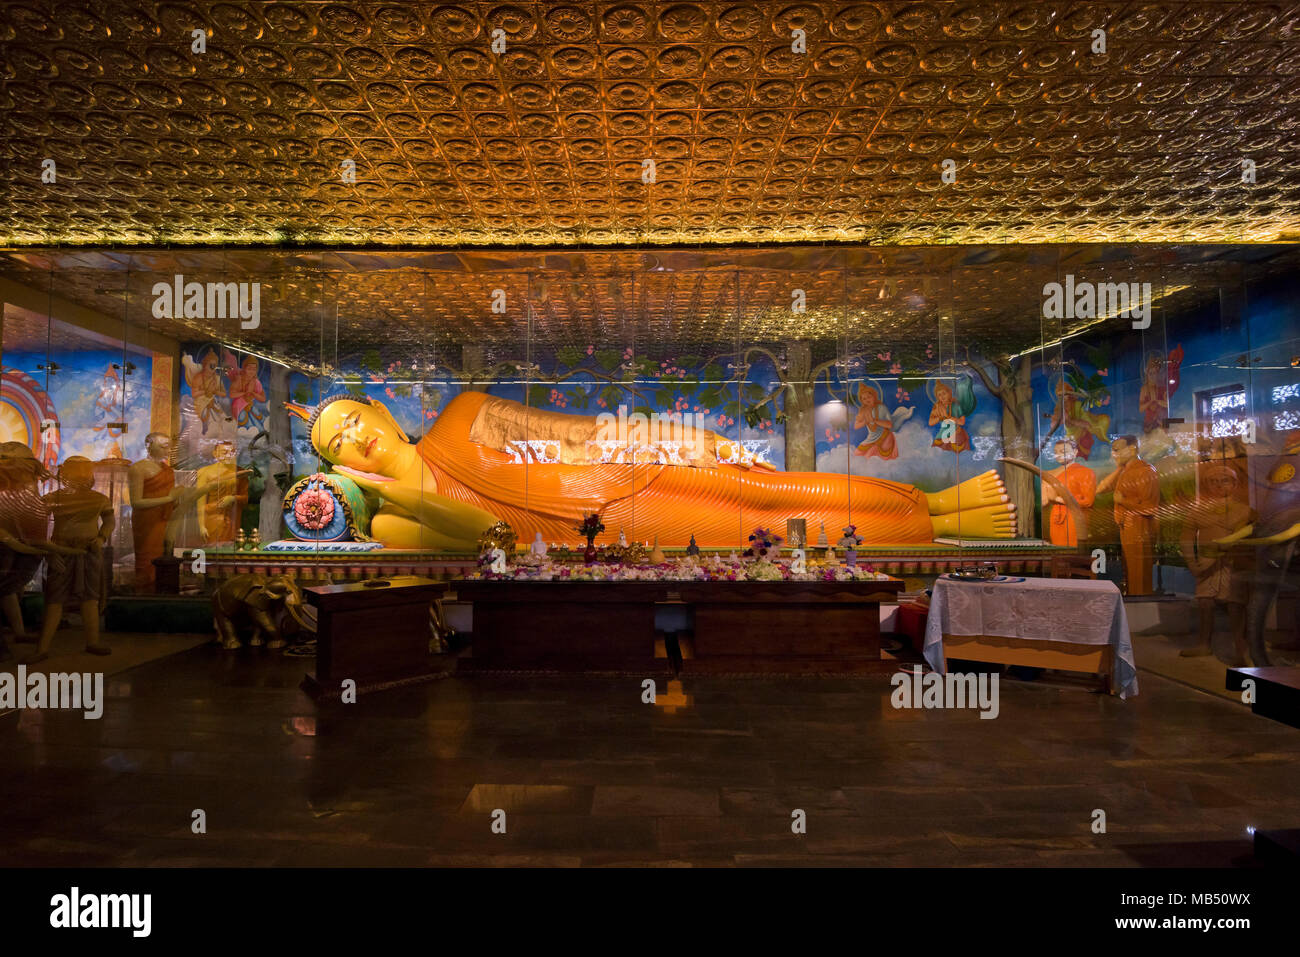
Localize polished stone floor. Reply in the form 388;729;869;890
2;641;1297;867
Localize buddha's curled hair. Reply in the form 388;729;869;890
285;393;373;434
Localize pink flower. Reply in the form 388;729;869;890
294;488;335;531
890;362;902;374
586;345;594;355
877;351;891;361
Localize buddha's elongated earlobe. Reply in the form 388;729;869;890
370;399;410;442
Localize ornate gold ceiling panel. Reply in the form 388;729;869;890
1;1;1299;246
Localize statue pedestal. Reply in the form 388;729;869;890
152;556;182;595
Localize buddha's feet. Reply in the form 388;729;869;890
931;502;1018;539
926;470;1010;516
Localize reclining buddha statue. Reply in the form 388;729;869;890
287;391;1016;550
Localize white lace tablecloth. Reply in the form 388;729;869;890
923;576;1138;698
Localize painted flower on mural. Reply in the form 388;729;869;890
294;487;335;531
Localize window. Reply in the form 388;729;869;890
1196;384;1248;439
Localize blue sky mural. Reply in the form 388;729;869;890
2;350;153;462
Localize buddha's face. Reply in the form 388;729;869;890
1111;439;1136;466
312;400;406;478
1054;441;1076;465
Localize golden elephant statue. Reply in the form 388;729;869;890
211;573;313;650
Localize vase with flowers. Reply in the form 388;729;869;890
744;526;784;562
576;513;606;564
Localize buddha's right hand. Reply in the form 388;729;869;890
335;467;498;543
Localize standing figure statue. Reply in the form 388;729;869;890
1179;464;1254;663
196;440;250;545
1042;438;1097;547
128;432;178;592
31;457;115;662
1096;435;1160;596
1215;432;1300;666
0;443;65;651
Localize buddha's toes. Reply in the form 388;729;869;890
932;503;1018;539
927;469;1013;515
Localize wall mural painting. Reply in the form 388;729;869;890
814;345;1007;506
927;375;976;455
852;380;913;461
1042;362;1113;463
178;344;272;466
0;364;60;468
2;352;151;464
176;343;275;546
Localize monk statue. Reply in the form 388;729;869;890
1041;438;1097;547
1096;434;1160;596
128;432;178;592
195;440;250;545
288;391;1017;550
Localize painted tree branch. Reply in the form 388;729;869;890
961;348;1026;431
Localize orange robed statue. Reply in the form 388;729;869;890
1096;434;1161;595
287;391;1018;550
128;432;177;591
1042;438;1097;547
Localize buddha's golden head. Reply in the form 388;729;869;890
292;395;411;478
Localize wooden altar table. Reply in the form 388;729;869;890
453;577;904;674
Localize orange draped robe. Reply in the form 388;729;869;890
133;463;173;591
1047;462;1097;547
414;392;935;546
1113;459;1161;596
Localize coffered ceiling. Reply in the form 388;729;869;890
2;1;1300;247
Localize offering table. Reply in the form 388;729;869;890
454;580;668;673
453;577;903;674
922;575;1138;697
